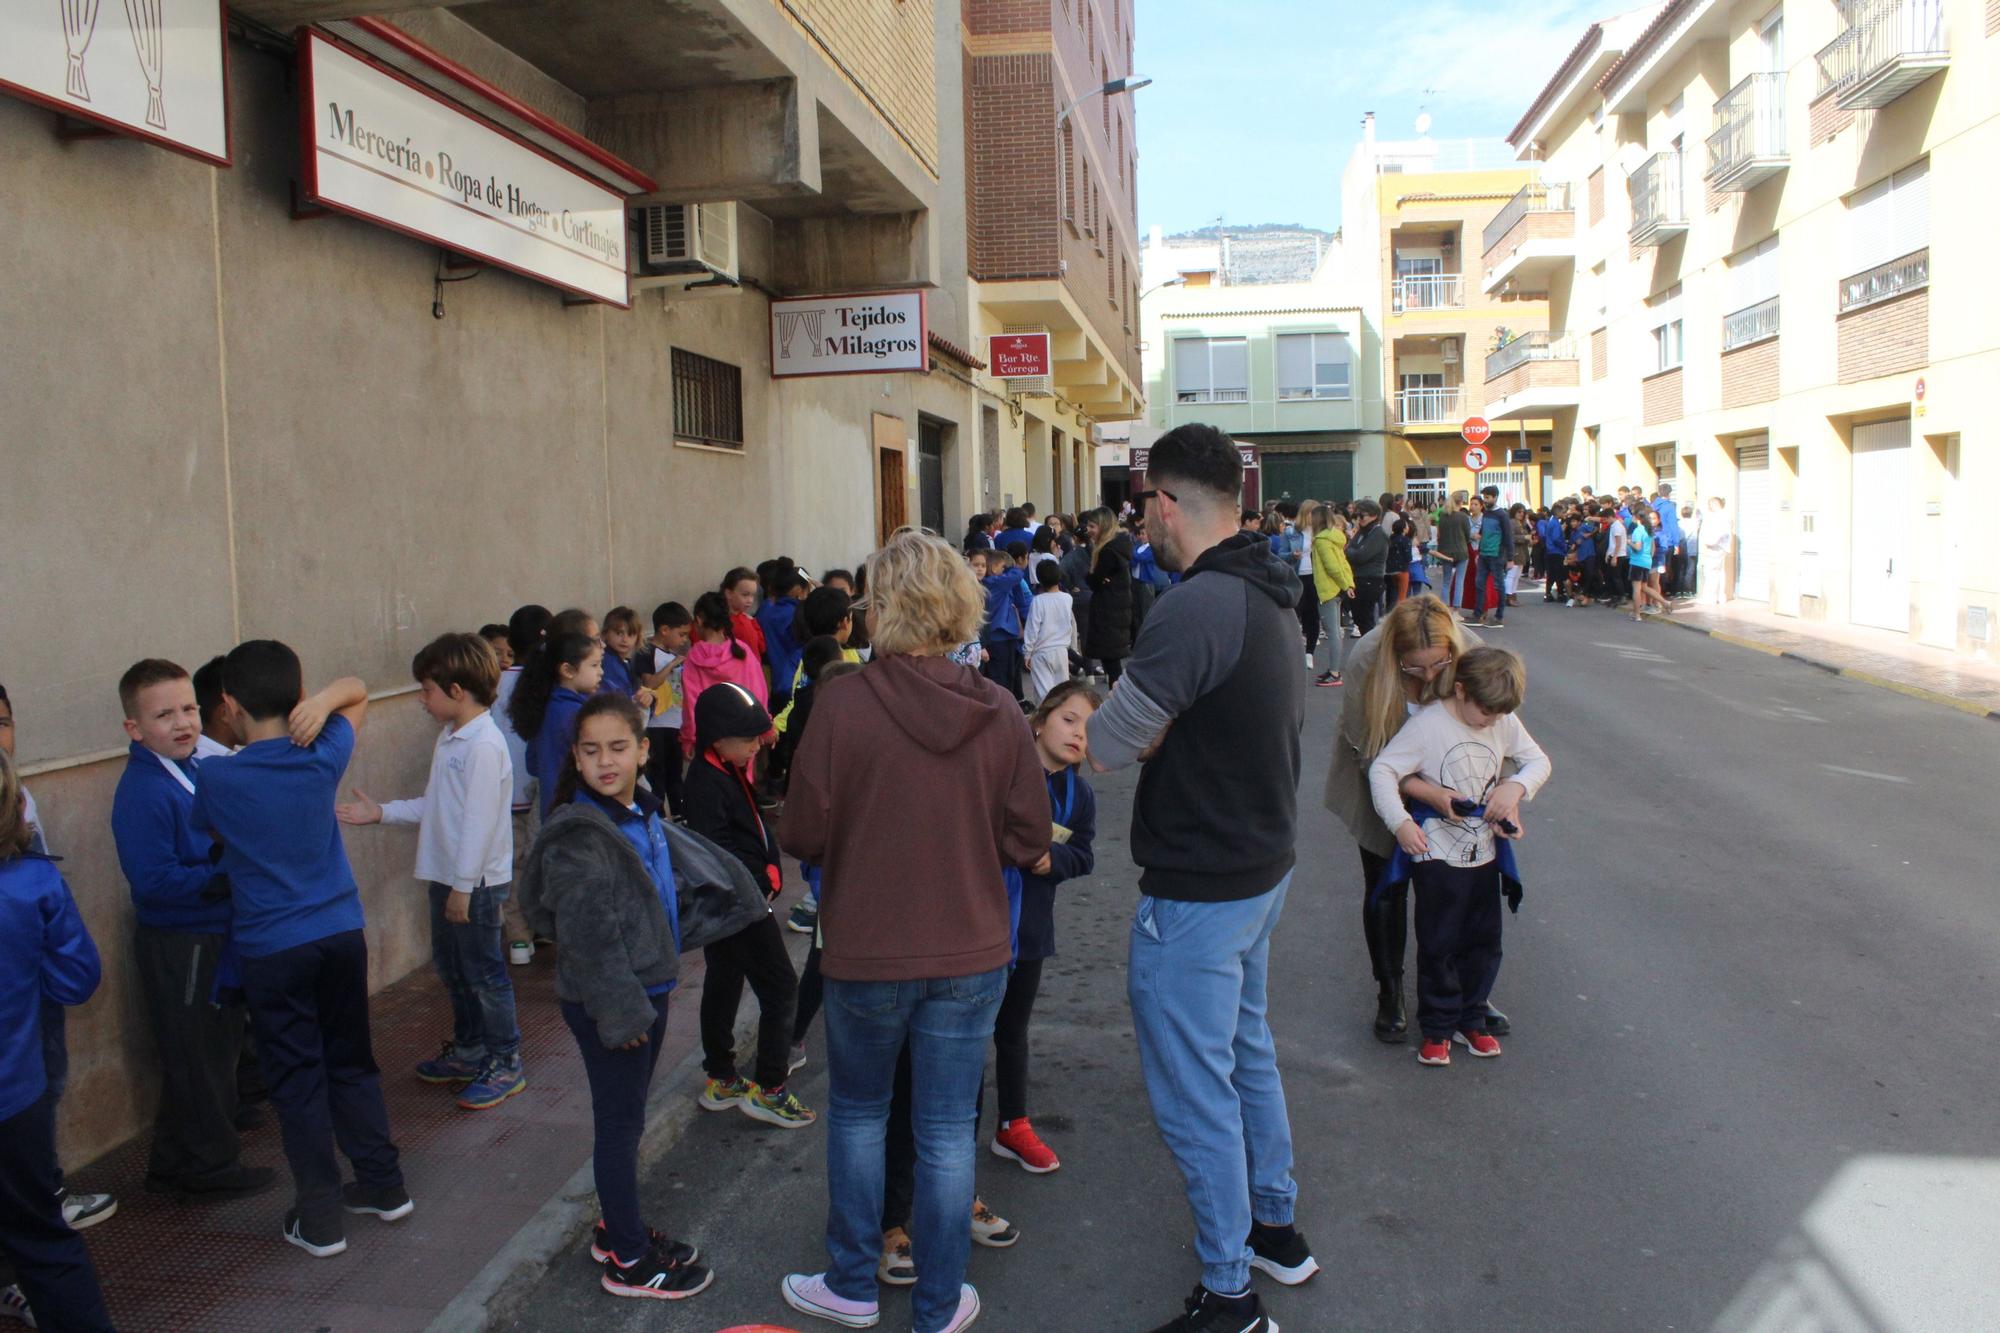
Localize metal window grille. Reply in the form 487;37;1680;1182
672;348;743;448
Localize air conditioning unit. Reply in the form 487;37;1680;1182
1441;337;1461;364
641;202;738;281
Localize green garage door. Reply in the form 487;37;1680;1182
1261;451;1354;506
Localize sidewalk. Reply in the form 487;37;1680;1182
67;887;804;1333
1644;599;2000;719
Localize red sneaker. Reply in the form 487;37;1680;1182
1453;1029;1502;1058
1417;1038;1451;1066
991;1117;1061;1173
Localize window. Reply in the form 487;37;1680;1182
1061;123;1075;224
1846;159;1929;277
1093;186;1102;251
1276;332;1353;400
1082;161;1093;235
1087;6;1095;61
1759;6;1785;73
1723;235;1780;348
1652;319;1684;372
672;348;743;448
1174;337;1249;403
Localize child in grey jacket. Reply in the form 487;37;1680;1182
519;694;763;1304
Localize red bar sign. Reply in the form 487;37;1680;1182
990;332;1051;378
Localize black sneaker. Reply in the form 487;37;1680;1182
600;1252;714;1301
283;1208;347;1258
1484;1002;1511;1036
1146;1284;1275;1333
1247;1221;1320;1285
341;1181;415;1222
590;1220;699;1269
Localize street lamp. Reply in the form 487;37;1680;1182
1055;76;1153;231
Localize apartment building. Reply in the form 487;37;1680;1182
962;0;1146;520
1340;121;1559;507
1138;234;1372;505
1505;0;1999;654
0;0;1139;1163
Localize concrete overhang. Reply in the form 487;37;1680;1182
1598;0;1731;117
1483;242;1576;297
978;280;1144;423
1485;389;1580;422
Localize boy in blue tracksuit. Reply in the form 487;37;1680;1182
190;640;408;1260
111;659;273;1200
1540;510;1571;602
978;545;1035;700
0;749;113;1332
757;568;810;712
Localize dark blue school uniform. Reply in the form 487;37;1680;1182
1016;766;1097;962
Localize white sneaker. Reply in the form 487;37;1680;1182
0;1283;36;1328
60;1192;116;1231
938;1284;982;1332
781;1272;880;1327
507;940;533;965
970;1198;1019;1248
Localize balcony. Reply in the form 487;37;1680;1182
1391;274;1465;312
1628;152;1687;247
1396;386;1464;425
1483;332;1579;420
1816;0;1949;110
1838;248;1929;314
1707;73;1788;193
1481;182;1575;296
1721;295;1780;351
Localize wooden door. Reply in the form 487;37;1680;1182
873;413;907;549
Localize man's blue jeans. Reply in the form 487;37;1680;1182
428;883;520;1064
823;969;1006;1333
1128;874;1298;1296
1477;553;1508;619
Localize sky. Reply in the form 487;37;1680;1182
1134;0;1614;236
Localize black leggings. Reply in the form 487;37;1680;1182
791;942;823;1045
992;958;1043;1123
698;914;797;1089
1295;575;1320;651
1102;657;1124;687
1351;578;1384;638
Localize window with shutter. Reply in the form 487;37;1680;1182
1210;338;1249;400
1277;333;1352;400
1173;339;1211;402
1889;160;1928;261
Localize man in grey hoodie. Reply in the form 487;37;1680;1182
1088;424;1313;1333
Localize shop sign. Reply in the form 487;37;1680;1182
299;31;631;307
1;0;230;164
1129;446;1257;472
989;332;1051;378
771;290;927;378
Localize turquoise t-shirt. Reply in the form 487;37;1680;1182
1630;522;1655;570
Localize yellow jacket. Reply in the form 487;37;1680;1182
1311;527;1355;604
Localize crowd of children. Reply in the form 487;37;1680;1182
0;532;1109;1331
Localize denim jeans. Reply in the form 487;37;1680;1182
1445;556;1468;605
1476;553;1508;619
1128;874;1298;1296
561;993;670;1266
823;968;1007;1333
428;883;520;1064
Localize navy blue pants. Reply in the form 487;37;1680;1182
240;930;403;1228
1411;860;1504;1040
981;637;1023;698
0;1094;113;1332
561;992;671;1267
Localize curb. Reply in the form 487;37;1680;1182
428;922;814;1332
1645;612;2000;721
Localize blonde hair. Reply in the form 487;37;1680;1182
1361;594;1468;757
1450;646;1525;714
865;527;986;657
1298;500;1324;534
1082;506;1119;565
0;750;32;859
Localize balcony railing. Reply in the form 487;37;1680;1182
1706;72;1788;191
1391;273;1464;311
1628;151;1687;246
1721;296;1780;351
1396;386;1463;424
1486;331;1578;381
1816;0;1949;109
1481;181;1573;256
1839;248;1929;314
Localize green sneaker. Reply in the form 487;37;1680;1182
740;1083;817;1130
698;1076;752;1111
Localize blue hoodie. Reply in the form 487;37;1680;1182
1017;766;1096;962
1653;496;1682;551
530;687;590;816
981;567;1033;642
0;854;101;1121
111;743;231;934
757;596;806;699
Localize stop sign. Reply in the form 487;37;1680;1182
1461;416;1492;447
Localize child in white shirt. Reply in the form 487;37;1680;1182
337;634;522;1109
1022;562;1075;705
1368;647;1551;1067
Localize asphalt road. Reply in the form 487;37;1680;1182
501;599;2000;1333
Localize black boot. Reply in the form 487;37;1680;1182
1374;974;1408;1044
1362;887;1410;1044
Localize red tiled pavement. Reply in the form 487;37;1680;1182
72;944;712;1333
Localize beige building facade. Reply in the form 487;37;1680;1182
0;0;1137;1163
1506;0;1999;653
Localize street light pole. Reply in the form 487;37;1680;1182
1054;76;1153;242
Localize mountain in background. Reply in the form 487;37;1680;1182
1154;223;1338;286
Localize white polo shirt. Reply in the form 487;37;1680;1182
380;709;514;892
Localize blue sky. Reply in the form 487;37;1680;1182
1134;0;1611;234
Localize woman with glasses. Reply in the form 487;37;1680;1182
1321;595;1496;1043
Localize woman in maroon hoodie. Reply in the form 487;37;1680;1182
779;528;1049;1333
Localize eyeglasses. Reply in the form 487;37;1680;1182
1400;658;1449;679
1130;487;1178;507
